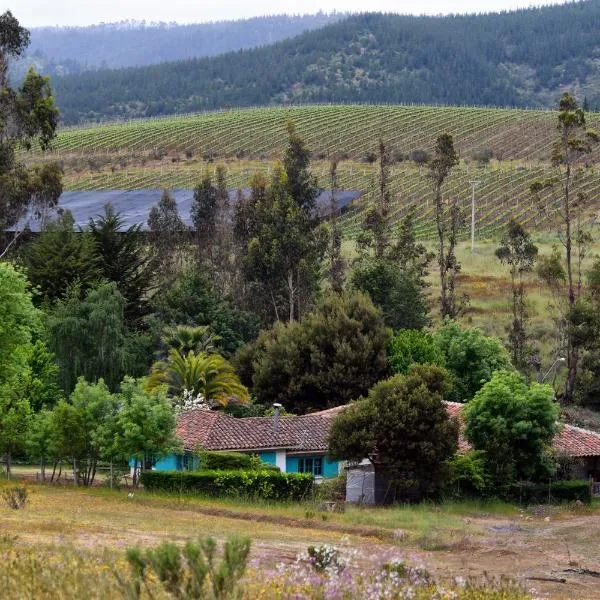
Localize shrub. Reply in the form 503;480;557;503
199;451;253;471
509;479;591;505
140;470;313;501
122;535;250;599
447;450;489;497
2;486;29;510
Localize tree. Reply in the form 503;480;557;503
242;166;327;322
495;219;538;370
115;377;181;486
351;259;429;331
245;292;391;413
433;321;513;402
356;138;392;259
191;166;232;294
388;329;445;374
0;11;61;256
147;349;249;406
47;282;132;394
16;340;63;412
0;263;39;477
68;377;119;486
147;189;188;280
0;263;40;385
326;156;345;293
464;370;558;489
430;134;465;319
161;325;220;356
23;210;102;304
531;93;599;402
329;365;459;500
88;204;155;325
25;409;55;483
283;120;319;213
151;266;260;357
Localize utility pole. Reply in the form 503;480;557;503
469;180;481;253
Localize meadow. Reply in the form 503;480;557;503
2;481;600;598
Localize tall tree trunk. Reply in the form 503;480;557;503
6;449;11;480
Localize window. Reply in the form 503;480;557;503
298;457;323;476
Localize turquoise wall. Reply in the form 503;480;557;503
154;455;178;471
258;451;276;465
151;452;339;477
286;455;339;478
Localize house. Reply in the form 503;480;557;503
154;406;344;478
155;402;600;487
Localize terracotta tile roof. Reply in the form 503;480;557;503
176;409;336;452
554;424;600;457
176;402;600;458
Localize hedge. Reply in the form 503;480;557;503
140;469;313;501
509;480;591;504
198;451;253;471
197;451;280;472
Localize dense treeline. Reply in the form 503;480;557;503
13;13;342;79
51;2;600;123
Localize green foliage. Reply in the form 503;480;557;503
508;480;591;505
162;325;220;356
433;321;513;402
123;535;250;600
152;266;260;357
351;260;429;331
388;329;445;374
329;365;458;499
197;451;252;471
23;211;102;304
447;450;489;497
147;349;249;406
47;282;132;393
0;262;40;385
140;470;313;501
88;203;155;325
116;377;181;482
495;220;538;371
464;370;558;489
17;340;63;411
247;291;390;413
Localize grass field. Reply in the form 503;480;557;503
1;482;600;598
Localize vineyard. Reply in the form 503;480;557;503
34;104;600;240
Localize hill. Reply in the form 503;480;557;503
37;103;600;240
14;13;343;79
49;2;600;124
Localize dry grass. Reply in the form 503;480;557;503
1;483;600;598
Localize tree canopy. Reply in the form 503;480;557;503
329;365;459;500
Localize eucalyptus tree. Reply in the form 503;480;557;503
0;11;61;257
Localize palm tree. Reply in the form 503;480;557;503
147;349;248;406
161;325;220;356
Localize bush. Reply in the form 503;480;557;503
2;486;29;510
122;535;250;599
140;470;313;501
388;329;445;374
447;450;489;497
509;480;591;504
199;451;253;471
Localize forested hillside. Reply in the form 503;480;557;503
51;2;600;124
15;13;342;78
